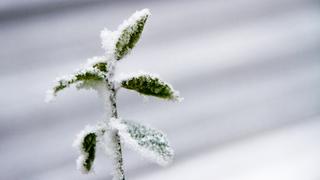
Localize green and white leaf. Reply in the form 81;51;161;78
101;9;150;60
114;9;150;60
109;118;174;165
45;66;107;102
118;72;181;101
73;126;99;174
86;56;109;73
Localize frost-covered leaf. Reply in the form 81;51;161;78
73;126;98;173
46;67;106;102
100;9;150;61
86;56;108;73
110;118;174;165
93;62;108;73
119;72;181;101
115;9;150;60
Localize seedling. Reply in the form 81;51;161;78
46;9;181;180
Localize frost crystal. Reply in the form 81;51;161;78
118;72;181;101
100;29;118;60
73;126;100;173
101;8;151;60
110;118;174;166
85;56;108;71
45;66;107;102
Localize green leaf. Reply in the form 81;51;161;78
81;133;97;172
120;74;180;101
115;9;150;60
52;68;106;96
93;62;108;73
110;119;173;165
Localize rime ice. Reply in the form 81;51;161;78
110;118;174;165
118;71;181;101
73;126;99;173
101;8;151;60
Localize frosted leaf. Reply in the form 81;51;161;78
86;56;108;73
110;118;174;166
118;72;181;101
86;56;107;66
73;126;99;174
115;8;150;60
45;67;106;102
100;9;150;61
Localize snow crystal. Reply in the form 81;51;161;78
85;56;108;68
94;85;112;120
92;121;114;157
109;118;174;166
116;71;182;102
45;66;107;102
117;8;151;37
73;125;98;174
77;66;107;78
100;29;118;60
100;9;151;60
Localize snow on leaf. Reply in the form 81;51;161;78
118;72;181;101
73;126;98;174
93;62;108;73
110;118;174;166
86;56;109;73
100;9;150;61
115;9;150;60
45;67;107;102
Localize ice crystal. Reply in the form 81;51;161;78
73;126;99;173
45;66;107;102
110;118;174;165
101;9;150;61
119;72;181;101
85;56;108;67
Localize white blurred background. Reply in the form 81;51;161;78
1;0;320;179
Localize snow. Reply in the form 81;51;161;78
117;71;182;102
73;125;99;174
117;8;151;35
109;118;174;166
100;29;118;60
45;66;107;102
100;8;151;60
2;0;320;179
85;56;108;68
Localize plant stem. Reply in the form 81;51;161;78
106;63;125;180
110;86;125;180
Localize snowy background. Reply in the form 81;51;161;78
1;0;320;179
